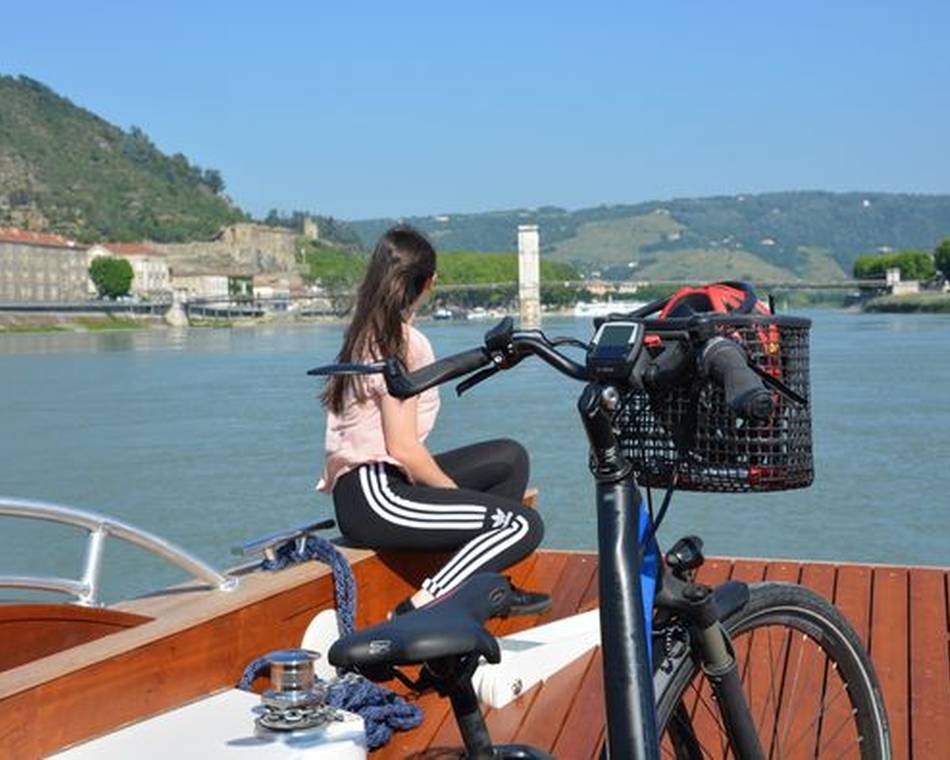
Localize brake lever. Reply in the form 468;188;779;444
456;365;500;397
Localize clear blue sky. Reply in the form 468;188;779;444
3;1;948;220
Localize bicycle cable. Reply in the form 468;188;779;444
642;473;678;550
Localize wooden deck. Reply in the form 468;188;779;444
376;552;950;760
2;547;946;758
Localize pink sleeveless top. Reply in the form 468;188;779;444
317;324;440;492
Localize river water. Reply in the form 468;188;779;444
1;310;948;602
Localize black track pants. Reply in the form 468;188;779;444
333;439;544;597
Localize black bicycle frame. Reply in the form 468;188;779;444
579;381;765;760
579;383;660;760
597;479;658;759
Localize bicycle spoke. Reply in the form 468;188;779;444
816;706;862;758
691;685;729;757
777;630;810;754
758;626;780;749
661;736;675;758
739;627;756;736
664;697;719;759
827;735;864;760
768;624;796;760
782;675;851;755
738;625;861;759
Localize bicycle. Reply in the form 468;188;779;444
311;306;891;759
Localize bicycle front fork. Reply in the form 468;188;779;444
657;561;767;760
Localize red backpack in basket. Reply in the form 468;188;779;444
656;282;781;379
657;281;771;320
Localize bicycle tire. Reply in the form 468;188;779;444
654;581;891;759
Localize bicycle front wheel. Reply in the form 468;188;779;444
655;582;891;759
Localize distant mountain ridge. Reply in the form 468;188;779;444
3;74;949;281
0;74;245;243
351;192;950;281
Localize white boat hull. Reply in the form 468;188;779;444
51;689;367;760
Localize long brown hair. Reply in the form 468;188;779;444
323;226;436;413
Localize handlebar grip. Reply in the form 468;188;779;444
700;338;773;421
643;340;691;393
385;348;492;399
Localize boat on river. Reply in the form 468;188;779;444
465;307;510;320
572;300;645;318
1;495;947;758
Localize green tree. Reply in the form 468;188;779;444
433;251;582;308
89;257;134;298
935;239;950;278
853;250;935;281
300;241;367;290
202;169;225;194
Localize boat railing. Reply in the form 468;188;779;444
0;497;238;606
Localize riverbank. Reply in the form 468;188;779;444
863;292;950;313
0;311;346;333
0;313;162;333
0;298;911;335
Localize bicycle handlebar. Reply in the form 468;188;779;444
699;337;774;421
308;319;775;422
380;332;588;399
385;348;493;399
508;333;589;381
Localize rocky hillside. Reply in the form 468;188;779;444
0;75;245;243
152;223;301;276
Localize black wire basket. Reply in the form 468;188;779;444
615;315;813;493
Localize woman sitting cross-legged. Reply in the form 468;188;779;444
317;225;549;617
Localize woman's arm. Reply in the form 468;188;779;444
380;394;456;488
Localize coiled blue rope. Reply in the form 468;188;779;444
327;676;424;748
237;533;422;749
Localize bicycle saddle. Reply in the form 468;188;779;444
329;573;513;670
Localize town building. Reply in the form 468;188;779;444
885;267;921;296
171;274;231;300
583;279;644;298
253;274;291;309
86;243;171;297
0;227;88;303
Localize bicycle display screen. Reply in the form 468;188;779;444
587;321;644;380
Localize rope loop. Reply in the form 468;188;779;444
238;531;422;749
260;534;356;636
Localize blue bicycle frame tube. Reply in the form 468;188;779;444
639;500;659;663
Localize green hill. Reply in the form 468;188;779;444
351;192;950;282
4;72;947;277
0;75;245;242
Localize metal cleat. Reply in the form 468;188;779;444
232;518;336;564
